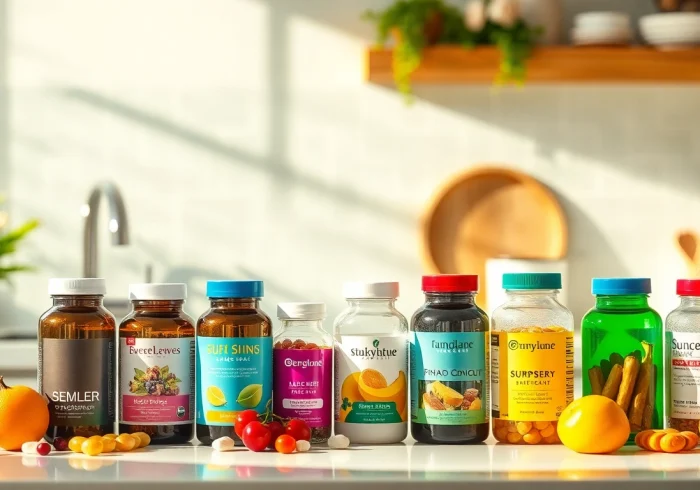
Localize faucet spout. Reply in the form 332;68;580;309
82;182;129;278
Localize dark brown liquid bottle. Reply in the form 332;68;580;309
119;283;195;444
38;278;115;442
196;280;272;446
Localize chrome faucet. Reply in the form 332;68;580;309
82;182;129;278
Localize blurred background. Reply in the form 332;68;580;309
0;0;699;347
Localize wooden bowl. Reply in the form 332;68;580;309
421;166;568;304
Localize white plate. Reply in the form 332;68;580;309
571;26;632;38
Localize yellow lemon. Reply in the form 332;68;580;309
557;395;630;454
207;386;227;407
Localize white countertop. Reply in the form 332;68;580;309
2;440;700;489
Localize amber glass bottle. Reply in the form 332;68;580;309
38;278;116;442
119;283;195;444
196;280;272;446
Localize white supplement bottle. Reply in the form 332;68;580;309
333;282;408;444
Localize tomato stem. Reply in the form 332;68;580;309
0;376;9;390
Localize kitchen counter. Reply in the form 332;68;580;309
2;441;700;489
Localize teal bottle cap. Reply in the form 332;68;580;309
502;273;562;290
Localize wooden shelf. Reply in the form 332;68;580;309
365;46;700;84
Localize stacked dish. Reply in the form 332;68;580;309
571;12;633;46
640;13;700;48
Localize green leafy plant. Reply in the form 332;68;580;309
0;216;39;282
363;0;541;100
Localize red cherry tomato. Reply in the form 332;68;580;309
285;419;311;442
36;442;51;456
275;435;296;454
242;421;271;452
266;421;285;448
235;410;260;438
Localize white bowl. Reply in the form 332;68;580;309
575;12;631;29
640;13;700;45
571;26;632;45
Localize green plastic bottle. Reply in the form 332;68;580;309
581;278;663;440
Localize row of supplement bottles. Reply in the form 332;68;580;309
38;279;196;444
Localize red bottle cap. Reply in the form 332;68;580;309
677;279;700;296
422;275;479;293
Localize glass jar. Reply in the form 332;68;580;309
582;278;663;438
666;279;700;434
491;273;573;445
38;278;116;442
196;280;272;446
119;283;195;444
410;275;489;444
334;282;408;444
273;302;333;444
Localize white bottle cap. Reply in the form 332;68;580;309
129;283;187;300
277;302;326;320
343;282;400;299
48;278;106;296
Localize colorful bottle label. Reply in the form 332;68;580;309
334;335;407;424
491;330;573;421
39;338;114;427
273;348;333;427
410;331;487;425
667;332;700;419
119;338;194;425
196;336;272;425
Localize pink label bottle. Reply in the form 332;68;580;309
273;303;333;444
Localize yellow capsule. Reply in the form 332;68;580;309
516;422;533;435
534;421;550;430
523;429;542;445
101;437;116;453
68;437;87;453
115;434;136;452
81;438;104;457
131;432;151;448
507;432;523;444
102;433;118;440
540;424;556;438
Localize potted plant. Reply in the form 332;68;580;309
0;218;39;282
364;0;542;100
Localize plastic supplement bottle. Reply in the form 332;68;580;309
273;303;333;444
334;282;408;444
666;279;700;434
491;273;573;445
38;278;116;442
119;283;195;444
410;275;489;444
582;278;663;438
196;280;272;446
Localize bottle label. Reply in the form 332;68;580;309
334;335;407;424
491;331;573;421
668;331;700;419
410;331;487;425
273;348;333;427
39;338;114;427
196;336;272;425
119;338;195;425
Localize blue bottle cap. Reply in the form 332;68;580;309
502;273;562;290
591;278;651;296
206;280;264;299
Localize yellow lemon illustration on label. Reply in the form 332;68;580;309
207;386;227;407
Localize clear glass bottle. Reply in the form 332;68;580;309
410;275;489;444
273;303;333;444
119;283;195;444
196;280;272;446
666;279;700;434
582;278;663;439
38;278;116;442
334;282;408;444
491;273;573;445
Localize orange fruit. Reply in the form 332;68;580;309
359;369;387;389
0;376;49;450
557;395;630;454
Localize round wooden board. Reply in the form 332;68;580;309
421;166;568;306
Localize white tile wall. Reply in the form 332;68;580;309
1;0;699;335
